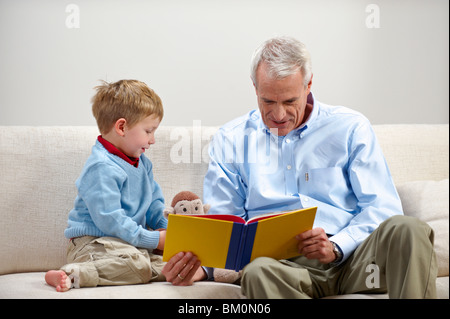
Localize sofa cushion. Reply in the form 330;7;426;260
373;125;449;185
0;272;245;299
397;179;449;277
0;126;215;275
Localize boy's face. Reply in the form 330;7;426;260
119;114;161;158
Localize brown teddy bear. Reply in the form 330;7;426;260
164;191;241;284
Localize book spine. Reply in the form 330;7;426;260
224;223;244;270
237;222;258;271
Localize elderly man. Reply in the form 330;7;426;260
202;36;436;298
163;36;437;298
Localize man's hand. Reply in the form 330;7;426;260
296;227;336;264
162;252;206;286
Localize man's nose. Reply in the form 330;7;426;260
272;104;287;121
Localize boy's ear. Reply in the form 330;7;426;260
114;118;127;137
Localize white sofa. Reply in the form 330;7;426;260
0;124;448;299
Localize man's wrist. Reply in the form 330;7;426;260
330;241;343;264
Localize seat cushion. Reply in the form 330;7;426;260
0;272;245;299
397;179;449;277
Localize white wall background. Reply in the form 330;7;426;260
0;0;448;126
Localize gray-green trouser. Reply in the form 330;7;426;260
61;236;166;288
241;215;437;299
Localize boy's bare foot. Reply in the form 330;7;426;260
45;270;72;292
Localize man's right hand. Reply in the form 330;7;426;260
161;252;205;286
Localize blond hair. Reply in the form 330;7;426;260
92;79;164;134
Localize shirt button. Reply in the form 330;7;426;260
287;165;292;170
286;138;291;144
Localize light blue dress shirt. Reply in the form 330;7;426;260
203;93;403;263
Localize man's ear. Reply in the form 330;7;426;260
252;77;258;93
114;118;127;137
306;73;313;92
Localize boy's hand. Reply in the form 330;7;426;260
156;229;166;250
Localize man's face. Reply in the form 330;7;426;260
254;62;312;137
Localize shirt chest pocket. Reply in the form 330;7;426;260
301;167;350;200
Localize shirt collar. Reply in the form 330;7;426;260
97;135;140;168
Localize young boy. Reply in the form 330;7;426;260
45;79;168;292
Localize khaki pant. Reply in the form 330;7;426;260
241;215;437;299
61;236;166;288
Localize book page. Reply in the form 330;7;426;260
246;208;301;224
197;214;246;224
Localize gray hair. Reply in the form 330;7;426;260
250;36;312;87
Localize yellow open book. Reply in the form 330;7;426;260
162;207;317;271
